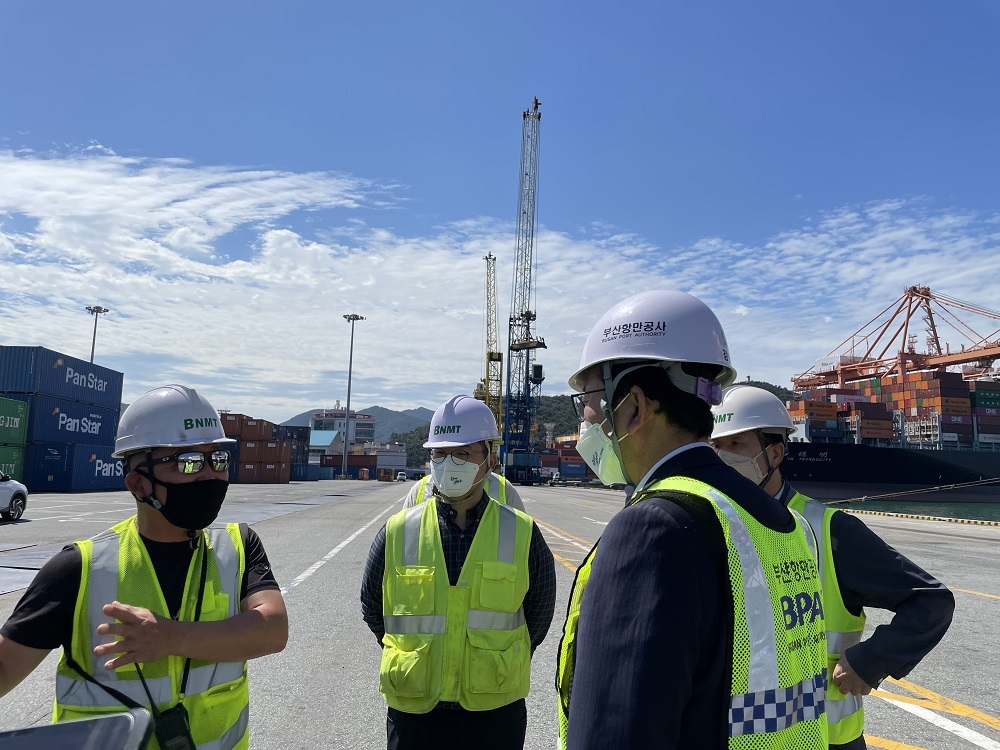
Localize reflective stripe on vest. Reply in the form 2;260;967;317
794;492;866;740
557;477;828;748
55;521;249;749
381;498;532;712
392;502;525;634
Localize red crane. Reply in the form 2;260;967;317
792;286;1000;391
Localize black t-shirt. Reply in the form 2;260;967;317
1;523;279;653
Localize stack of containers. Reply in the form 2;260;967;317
273;425;311;481
217;412;291;484
971;381;1000;446
0;347;125;492
0;397;29;481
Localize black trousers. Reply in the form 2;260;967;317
386;699;527;750
832;737;867;750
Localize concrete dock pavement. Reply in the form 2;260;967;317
0;481;995;749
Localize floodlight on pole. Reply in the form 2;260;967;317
85;306;110;364
342;313;365;478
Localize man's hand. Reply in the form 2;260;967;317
831;652;874;696
94;601;178;670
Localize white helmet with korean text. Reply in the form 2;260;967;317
568;290;737;404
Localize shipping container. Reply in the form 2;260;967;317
559;461;588;477
291;462;310;481
226;440;241;484
3;394;119;446
941;415;973;426
0;346;124;410
23;442;73;492
0;445;25;481
0;397;29;446
273;425;310;441
218;413;248;437
69;444;126;492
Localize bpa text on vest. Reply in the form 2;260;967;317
65;367;109;393
781;591;823;630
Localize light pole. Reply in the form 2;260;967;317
85;306;110;364
342;313;365;478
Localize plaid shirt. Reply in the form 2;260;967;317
361;493;556;652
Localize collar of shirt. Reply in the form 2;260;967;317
631;441;712;496
435;491;489;524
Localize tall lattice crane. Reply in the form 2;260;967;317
474;252;504;430
502;97;546;485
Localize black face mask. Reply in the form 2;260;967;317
137;472;228;531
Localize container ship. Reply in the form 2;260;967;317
781;286;1000;502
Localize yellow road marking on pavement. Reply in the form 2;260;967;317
534;520;596;548
877;678;1000;732
550;551;578;573
867;738;928;750
952;587;1000;600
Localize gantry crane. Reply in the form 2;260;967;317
502;97;546;485
792;286;1000;390
474;252;504;431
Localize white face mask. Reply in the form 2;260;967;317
576;391;633;487
431;455;487;499
716;448;766;485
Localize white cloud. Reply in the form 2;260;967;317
2;151;998;422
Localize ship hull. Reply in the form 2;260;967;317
782;442;1000;502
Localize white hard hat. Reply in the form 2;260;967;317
568;290;737;398
113;385;236;458
711;385;797;440
423;395;500;448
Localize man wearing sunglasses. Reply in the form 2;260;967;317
0;384;288;750
361;395;556;750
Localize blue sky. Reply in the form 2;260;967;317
2;1;1000;422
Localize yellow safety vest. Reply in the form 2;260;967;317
414;472;509;506
557;476;829;749
787;490;866;744
54;517;250;750
380;497;532;713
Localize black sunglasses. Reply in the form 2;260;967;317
151;450;231;475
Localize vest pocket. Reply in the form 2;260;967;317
380;633;434;698
476;562;517;611
465;628;524;694
392;566;436;615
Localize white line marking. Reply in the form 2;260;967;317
880;694;1000;749
280;502;397;595
536;522;592;552
582;517;608;526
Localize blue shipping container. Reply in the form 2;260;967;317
70;444;125;492
226;440;241;484
291;463;309;481
23;442;73;492
4;394;119;447
559;461;587;477
0;346;124;410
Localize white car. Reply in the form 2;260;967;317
0;474;27;521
